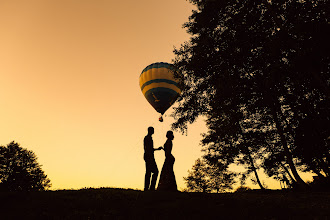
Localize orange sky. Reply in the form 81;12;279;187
0;0;312;190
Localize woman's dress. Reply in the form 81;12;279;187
157;139;177;191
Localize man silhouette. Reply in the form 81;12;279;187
144;126;162;191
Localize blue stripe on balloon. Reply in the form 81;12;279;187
140;62;174;76
141;79;179;91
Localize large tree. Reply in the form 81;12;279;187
0;141;51;191
172;0;329;189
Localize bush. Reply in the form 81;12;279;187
235;186;252;193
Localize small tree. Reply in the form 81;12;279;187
184;158;235;193
207;163;235;193
184;159;210;192
0;141;51;191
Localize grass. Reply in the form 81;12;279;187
1;188;329;219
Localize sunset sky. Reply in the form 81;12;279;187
0;0;312;190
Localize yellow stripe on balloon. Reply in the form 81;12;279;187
139;67;179;88
142;82;181;96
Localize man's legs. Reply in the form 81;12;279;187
144;170;151;191
149;169;159;190
145;159;158;191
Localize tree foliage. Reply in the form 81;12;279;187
184;158;235;192
0;141;51;191
174;0;329;190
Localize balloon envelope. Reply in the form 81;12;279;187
139;62;181;115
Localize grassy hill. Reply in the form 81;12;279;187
1;188;329;219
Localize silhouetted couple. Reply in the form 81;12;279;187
143;126;177;192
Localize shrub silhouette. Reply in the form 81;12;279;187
0;141;51;191
235;186;252;193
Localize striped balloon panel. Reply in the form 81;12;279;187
139;62;181;114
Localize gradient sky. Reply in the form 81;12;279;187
0;0;312;190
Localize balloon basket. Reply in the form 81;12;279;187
159;115;163;122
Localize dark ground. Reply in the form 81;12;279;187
1;188;329;219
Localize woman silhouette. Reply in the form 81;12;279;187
157;131;177;191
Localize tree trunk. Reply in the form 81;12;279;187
319;158;330;177
313;169;326;178
281;162;296;183
263;70;307;188
246;146;265;190
270;102;308;188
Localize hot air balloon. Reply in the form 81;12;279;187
139;62;182;122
